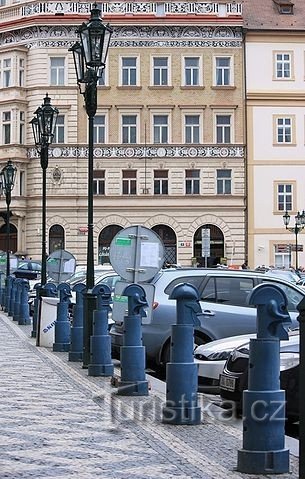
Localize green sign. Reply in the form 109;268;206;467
113;294;128;303
115;237;132;246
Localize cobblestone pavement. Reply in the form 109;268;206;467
0;312;299;479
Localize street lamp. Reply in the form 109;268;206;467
1;160;17;312
30;94;58;337
69;3;112;367
283;210;305;270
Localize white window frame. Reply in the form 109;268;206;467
277;183;293;211
214;56;233;86
120;56;138;86
93;170;105;195
50;57;65;86
214;111;233;144
151;56;171;86
19;111;25;144
184;114;201;144
276;117;292;144
2;110;11;144
274;52;292;80
183;56;202;86
121;114;138;144
154;170;169;195
122;169;137;195
53;114;65;144
93;114;106;144
216;169;232;194
153;114;169;144
3;57;11;88
185;169;200;195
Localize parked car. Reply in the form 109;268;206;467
219;330;300;422
110;267;302;368
13;259;42;280
264;268;300;284
194;333;256;392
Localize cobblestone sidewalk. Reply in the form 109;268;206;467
0;313;299;479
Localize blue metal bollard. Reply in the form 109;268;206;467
237;283;291;474
162;283;202;425
69;283;86;362
0;271;5;309
4;275;13;313
88;284;114;377
18;279;31;325
13;278;22;322
53;283;71;352
31;282;41;338
117;284;149;396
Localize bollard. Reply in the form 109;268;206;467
53;283;71;352
18;279;31;325
4;275;13;314
117;284;149;396
69;283;86;362
88;284;114;377
11;278;20;321
0;271;4;309
31;282;41;338
8;276;17;317
237;283;291;474
162;283;201;425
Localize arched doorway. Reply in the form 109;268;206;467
0;223;17;253
49;224;65;254
194;224;224;267
152;225;177;265
98;225;123;264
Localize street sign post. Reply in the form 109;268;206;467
46;249;76;284
201;228;210;267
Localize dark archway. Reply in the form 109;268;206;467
0;223;17;253
152;225;177;265
98;225;123;264
194;224;224;267
49;224;65;254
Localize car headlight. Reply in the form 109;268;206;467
280;352;299;371
194;351;231;361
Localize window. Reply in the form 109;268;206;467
3;111;11;144
93;170;105;195
215;57;231;86
94;115;105;143
153;57;168;86
184;57;199;86
277;184;292;211
122;170;137;195
97;67;105;86
3;58;11;87
216;114;231;143
154;170;168;195
201;277;254;307
274;244;290;269
19;111;25;144
217;169;232;194
275;53;291;79
50;57;65;85
122;57;137;86
19;170;25;196
276;117;292;143
19;58;25;87
153;115;168;143
185;169;200;195
122;115;137;143
54;115;64;143
185;115;200;143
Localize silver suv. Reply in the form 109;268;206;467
109;268;302;367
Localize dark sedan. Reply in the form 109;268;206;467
13;260;42;280
219;330;299;423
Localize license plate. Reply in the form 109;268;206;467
219;374;236;392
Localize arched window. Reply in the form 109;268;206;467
152;225;177;265
194;224;224;267
49;224;65;254
98;225;123;264
0;223;17;253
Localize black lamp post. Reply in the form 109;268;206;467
1;160;17;312
30;94;58;339
283;210;305;270
69;3;112;367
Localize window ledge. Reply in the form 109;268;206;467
98;86;111;90
211;85;236;90
148;86;174;90
117;86;142;90
180;86;205;90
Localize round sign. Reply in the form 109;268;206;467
109;225;164;283
46;249;76;283
0;252;18;274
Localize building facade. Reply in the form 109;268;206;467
0;0;246;267
244;0;305;269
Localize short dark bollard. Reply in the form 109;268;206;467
4;275;13;313
18;279;30;325
31;283;41;338
237;283;291;474
162;283;201;425
8;276;16;317
69;283;86;362
12;278;21;321
117;284;149;396
0;270;4;309
88;284;114;377
53;283;71;352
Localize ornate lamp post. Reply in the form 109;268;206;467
283;210;305;270
69;3;112;367
30;94;58;338
1;160;17;312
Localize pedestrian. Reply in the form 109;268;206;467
241;260;249;269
